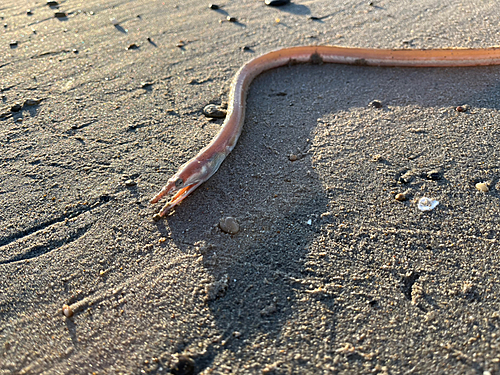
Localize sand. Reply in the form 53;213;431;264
1;0;500;374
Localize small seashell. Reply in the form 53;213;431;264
62;304;73;317
219;217;239;234
475;182;489;192
417;197;439;211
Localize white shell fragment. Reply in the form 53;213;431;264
417;197;439;211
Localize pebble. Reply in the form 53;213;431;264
54;11;67;18
24;98;43;106
476;182;489;192
27;9;33;15
395;193;406;201
46;0;59;6
10;103;22;112
208;4;219;9
127;43;139;50
456;105;468;112
226;16;237;22
170;355;195;375
289;154;298;161
202;104;226;118
124;179;137;187
265;0;291;6
62;304;73;317
426;169;441;180
9;41;18;47
219;217;239;234
369;100;383;108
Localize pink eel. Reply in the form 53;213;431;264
151;45;500;218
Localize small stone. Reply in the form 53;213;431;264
476;182;489;192
54;11;67;18
456;105;468;112
110;17;119;25
395;193;406;201
426;169;441;180
170;355;195;375
10;103;22;112
208;4;219;9
23;98;43;106
46;0;59;6
27;9;33;15
226;16;237;22
124;179;137;187
127;43;139;50
62;304;73;317
265;0;291;6
289;154;298;161
369;100;383;108
202;104;226;118
219;217;239;234
9;41;18;47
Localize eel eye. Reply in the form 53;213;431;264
175;178;183;188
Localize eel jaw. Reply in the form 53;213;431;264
156;181;203;217
151;179;204;218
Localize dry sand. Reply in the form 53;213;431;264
1;0;500;374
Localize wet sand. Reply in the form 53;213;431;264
1;0;500;374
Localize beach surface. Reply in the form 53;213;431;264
1;0;500;373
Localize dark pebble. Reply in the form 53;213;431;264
46;0;59;6
124;179;137;187
11;103;22;112
127;43;139;50
9;41;18;47
369;100;383;108
226;16;237;22
203;104;226;118
425;169;441;181
208;3;219;9
455;105;467;112
171;355;195;375
54;11;67;18
241;45;252;52
27;9;33;15
265;0;291;5
72;49;78;53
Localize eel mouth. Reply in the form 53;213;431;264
152;181;203;217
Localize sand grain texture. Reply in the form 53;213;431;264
1;0;500;374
